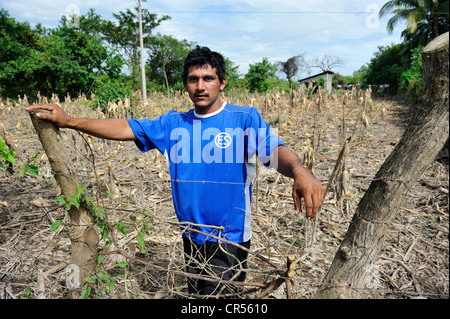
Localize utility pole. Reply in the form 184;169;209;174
138;0;147;102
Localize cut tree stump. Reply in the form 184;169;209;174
315;32;449;299
29;110;98;294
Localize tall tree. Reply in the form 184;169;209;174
224;58;244;91
277;54;306;88
245;58;277;92
46;10;124;96
0;9;40;98
360;43;410;92
101;7;170;90
309;54;345;73
146;34;195;94
379;0;449;46
0;9;124;99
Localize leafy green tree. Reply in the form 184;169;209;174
379;0;449;46
399;45;424;101
41;11;124;97
245;58;277;92
361;43;410;92
146;34;195;94
101;7;170;90
224;58;245;91
0;9;125;99
0;9;40;98
352;65;368;84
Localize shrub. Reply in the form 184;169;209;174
399;46;424;102
93;79;132;112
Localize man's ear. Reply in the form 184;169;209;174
220;78;227;91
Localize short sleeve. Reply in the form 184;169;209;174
246;108;285;166
127;114;168;154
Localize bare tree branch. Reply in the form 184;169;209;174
277;53;307;87
310;54;345;72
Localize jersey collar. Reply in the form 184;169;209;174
194;102;227;119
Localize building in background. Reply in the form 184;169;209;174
299;71;334;94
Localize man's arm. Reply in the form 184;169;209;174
25;104;136;141
271;145;324;220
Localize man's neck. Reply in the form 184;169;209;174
194;100;223;115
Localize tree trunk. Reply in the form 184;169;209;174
315;32;449;299
29;111;98;292
162;62;171;97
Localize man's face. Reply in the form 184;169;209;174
184;64;227;114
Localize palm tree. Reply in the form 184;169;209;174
379;0;449;45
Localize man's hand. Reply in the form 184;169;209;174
292;167;324;220
25;103;72;128
272;145;324;220
25;103;136;141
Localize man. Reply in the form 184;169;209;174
26;46;324;296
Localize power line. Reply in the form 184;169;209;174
152;10;370;14
150;10;449;14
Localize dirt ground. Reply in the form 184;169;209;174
0;91;448;300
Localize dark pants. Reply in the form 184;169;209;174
182;236;250;296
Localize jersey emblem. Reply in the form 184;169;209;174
215;132;232;149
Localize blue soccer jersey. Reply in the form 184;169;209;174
127;103;284;244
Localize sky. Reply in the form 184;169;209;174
1;0;404;79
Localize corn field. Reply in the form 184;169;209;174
0;87;448;299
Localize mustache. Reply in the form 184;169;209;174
194;93;209;97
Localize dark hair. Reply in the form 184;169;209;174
182;46;226;83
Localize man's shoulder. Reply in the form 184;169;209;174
223;103;256;115
158;109;194;124
166;109;194;117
